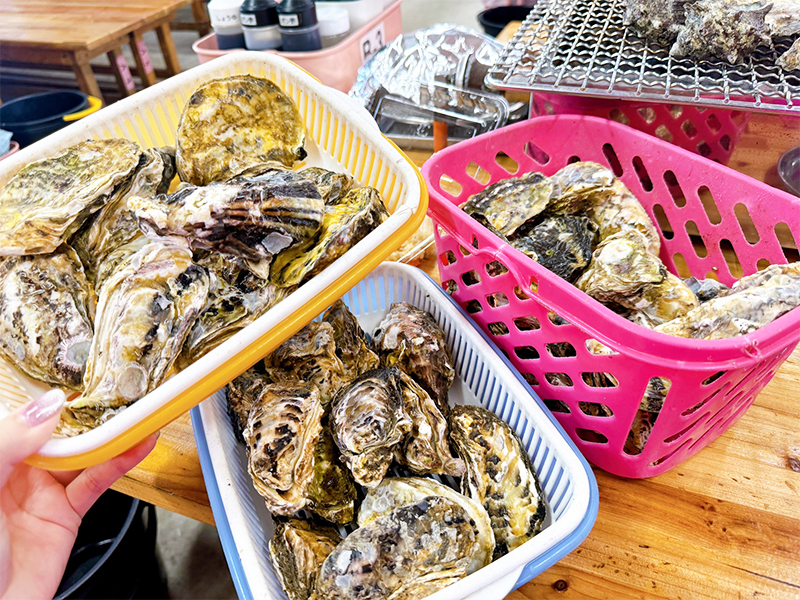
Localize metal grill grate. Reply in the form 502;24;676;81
486;0;800;113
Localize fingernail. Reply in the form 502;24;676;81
19;389;67;428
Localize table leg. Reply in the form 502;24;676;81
156;23;182;77
191;0;211;36
129;31;158;88
107;48;137;97
69;54;105;104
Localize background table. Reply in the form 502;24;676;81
111;112;800;599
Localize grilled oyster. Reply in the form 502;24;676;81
589;179;661;256
461;171;552;235
359;477;495;574
71;147;176;282
270;187;389;287
330;367;412;488
269;518;341;600
373;302;455;414
448;405;547;560
0;139;141;256
129;179;324;265
322;300;380;383
0;246;94;390
244;384;324;515
176;75;306;185
548;161;617;214
263;320;345;404
684;276;730;303
178;253;292;368
61;241;209;434
307;425;358;524
226;367;269;441
511;215;597;282
670;0;772;64
316;497;476;600
624;0;690;43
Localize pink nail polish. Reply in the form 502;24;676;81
19;389;67;428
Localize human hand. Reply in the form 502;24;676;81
0;390;158;600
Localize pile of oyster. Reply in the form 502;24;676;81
227;301;547;600
0;75;389;435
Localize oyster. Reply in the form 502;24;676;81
762;0;800;35
670;0;772;64
269;518;341;600
359;477;495;574
176;75;306;185
778;38;800;71
448;405;547;560
322;300;380;383
589;179;661;257
624;0;690;43
0;246;94;390
373;302;455;414
129;179;324;265
263;320;345;404
624;377;671;454
386;579;462;600
60;241;209;434
733;262;800;290
461;171;552;235
396;371;464;477
329;367;412;488
683;276;730;303
0;139;141;255
93;237;149;291
71;147;176;282
178;252;292;368
306;425;358;524
239;165;354;205
316;496;476;600
244;384;324;515
226;367;269;441
270;187;389;287
629;270;701;328
511;215;597;282
547;161;617;214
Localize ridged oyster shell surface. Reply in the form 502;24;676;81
0;139;141;256
176;75;306;186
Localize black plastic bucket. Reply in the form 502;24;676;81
477;6;535;37
0;91;102;148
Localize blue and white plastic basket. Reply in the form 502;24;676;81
192;262;598;600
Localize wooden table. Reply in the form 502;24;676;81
0;0;194;104
112;112;800;599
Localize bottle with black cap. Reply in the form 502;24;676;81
276;0;322;52
240;0;281;50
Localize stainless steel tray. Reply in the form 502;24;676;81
486;0;800;113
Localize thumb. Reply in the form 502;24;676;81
0;389;66;489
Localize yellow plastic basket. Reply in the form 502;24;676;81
0;52;427;470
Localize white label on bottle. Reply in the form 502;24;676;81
278;13;300;27
210;11;241;27
240;13;257;26
359;22;385;65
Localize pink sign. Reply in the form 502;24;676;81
115;53;135;91
136;40;154;74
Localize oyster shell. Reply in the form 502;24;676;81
71;147;176;282
226;367;269;442
329;367;412;488
306;425;358;524
129;179;324;264
316;496;476;600
373;302;455;414
624;0;690;43
461;171;552;236
629;270;701;328
0;139;141;256
239;165;354;205
176;75;306;185
60;241;209;434
93;237;149;292
322;299;380;383
547;161;617;214
448;405;547;560
269;518;342;600
244;384;324;515
683;276;731;303
0;246;94;390
178;252;292;368
762;0;800;35
386;579;463;600
270;187;389;287
589;179;661;256
778;38;800;71
511;215;597;282
358;477;495;574
670;0;772;64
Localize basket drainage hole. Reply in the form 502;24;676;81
609;109;630;126
697;142;712;158
669;105;684;119
576;428;608;444
585;339;617;355
466;161;491;184
458;245;471;256
442;280;458;295
774;222;800;263
524;141;551;165
706;113;722;133
471;235;479;249
734;203;760;244
488;322;509;336
719;239;743;278
544;399;570;413
637;106;657;124
495;152;519;174
632;156;653;192
545;372;573;386
461;270;481;286
514;345;540;360
486;292;509;308
664;422;695;444
547;342;576;357
548;312;570;326
523;373;540;387
664;170;687;207
655;125;674;143
578;402;613;417
757;259;771;271
623;409;658;455
441;250;457;265
602;143;624;177
567;155;581;164
464;300;483;314
686;220;707;258
698;186;721;224
439;174;463;198
682;120;698;138
582;372;619;387
701;371;725;386
514;286;531;301
514;316;541;331
653;204;673;239
682;382;731;416
719;134;731;151
485;260;509;277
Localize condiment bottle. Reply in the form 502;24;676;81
240;0;281;50
317;5;350;48
276;0;322;52
208;0;246;50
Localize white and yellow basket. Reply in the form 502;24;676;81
0;52;427;470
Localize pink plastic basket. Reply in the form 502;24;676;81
530;94;749;166
422;115;800;478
